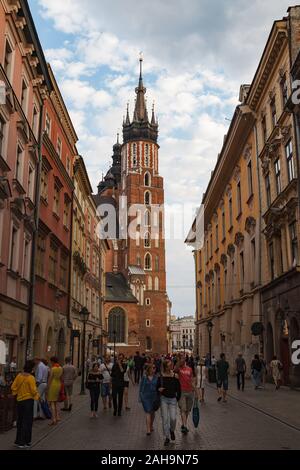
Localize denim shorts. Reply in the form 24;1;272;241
101;383;111;397
217;378;228;390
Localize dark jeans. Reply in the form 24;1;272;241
237;371;245;390
15;399;34;446
89;387;100;412
112;384;124;414
134;368;142;384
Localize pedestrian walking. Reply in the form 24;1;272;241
46;357;63;426
124;358;131;411
216;353;229;402
33;357;49;419
100;355;112;410
251;354;262;389
61;357;77;412
260;354;267;388
11;360;39;449
235;352;246;391
139;364;159;435
111;353;127;416
176;355;195;434
127;356;135;384
133;351;143;385
270;355;283;390
157;359;181;446
196;357;207;403
87;363;102;418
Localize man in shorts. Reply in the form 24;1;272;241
100;355;112;410
216;353;229;403
62;357;77;411
177;355;195;434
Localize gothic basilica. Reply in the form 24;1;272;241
94;59;169;355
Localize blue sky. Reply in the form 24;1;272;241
28;0;294;317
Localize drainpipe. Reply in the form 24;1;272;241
26;101;45;359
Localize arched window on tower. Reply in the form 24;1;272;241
144;172;151;187
144;232;151;248
145;209;151;227
132;143;137;167
148;276;152;290
145;144;150;167
145;253;152;271
155;255;159;271
108;307;126;343
154;276;159;291
145;191;151;206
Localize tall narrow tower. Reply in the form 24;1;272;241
121;57;167;353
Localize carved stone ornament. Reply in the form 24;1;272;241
261;155;270;175
214;263;220;272
220;254;227;267
213;211;218;223
265;139;281;159
279;125;292;144
234;232;245;248
233;165;241;182
268;88;275;102
205;274;210;284
245;216;256;236
243;143;252;161
225;184;232;197
227;244;235;258
218;198;225;210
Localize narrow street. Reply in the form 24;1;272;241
1;380;299;451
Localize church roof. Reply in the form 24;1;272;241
128;265;146;276
105;273;138;303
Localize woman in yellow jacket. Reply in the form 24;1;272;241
11;360;39;449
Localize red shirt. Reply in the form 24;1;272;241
178;366;193;392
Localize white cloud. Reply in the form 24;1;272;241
33;0;294;316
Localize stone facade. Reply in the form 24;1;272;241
187;7;300;385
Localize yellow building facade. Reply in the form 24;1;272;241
188;7;300;385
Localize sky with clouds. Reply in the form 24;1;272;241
29;0;294;317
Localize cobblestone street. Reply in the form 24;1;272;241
1;379;299;451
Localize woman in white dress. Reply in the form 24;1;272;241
196;358;208;403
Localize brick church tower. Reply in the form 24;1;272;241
95;58;168;355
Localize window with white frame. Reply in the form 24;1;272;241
9;225;19;272
0;115;8;158
16;144;24;183
4;39;13;80
57;136;62;159
154;276;159;291
285;140;295;182
27;164;35;201
145;253;152;270
145;298;151;306
45;113;51;137
144;172;151;187
145;191;151;205
21;78;29;115
53;184;60;216
146;319;151;327
144;232;151;248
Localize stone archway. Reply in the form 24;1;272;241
46;327;54;358
33;324;41;358
57;328;66;365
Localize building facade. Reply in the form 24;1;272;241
95;59;168;355
0;0;50;369
187;6;300;386
31;65;77;364
70;156;107;367
170;316;195;353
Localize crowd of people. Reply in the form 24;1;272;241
8;349;284;449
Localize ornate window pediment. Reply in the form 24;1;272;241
234;232;244;248
245;216;256;236
227;244;235;258
220;254;228;267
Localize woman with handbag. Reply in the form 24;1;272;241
87;363;102;418
139;364;159;436
46;357;63;426
157;359;181;447
11;360;40;448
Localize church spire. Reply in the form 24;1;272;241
125;102;130;125
151;101;156;125
133;53;147;122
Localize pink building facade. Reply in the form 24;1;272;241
0;0;51;368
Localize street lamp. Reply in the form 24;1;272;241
87;333;93;364
79;307;90;395
207;320;214;366
113;330;117;363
